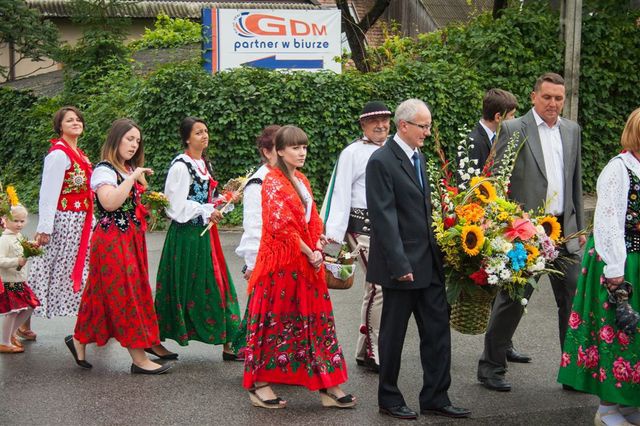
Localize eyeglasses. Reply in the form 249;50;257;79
405;120;432;131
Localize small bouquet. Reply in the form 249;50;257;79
141;191;170;232
17;238;44;271
200;168;254;236
324;243;359;290
427;127;563;334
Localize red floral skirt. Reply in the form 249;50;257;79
0;281;40;314
74;223;160;348
243;259;348;391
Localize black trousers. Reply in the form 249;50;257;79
477;250;581;379
378;284;452;410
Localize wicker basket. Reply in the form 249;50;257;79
325;258;356;290
450;288;497;335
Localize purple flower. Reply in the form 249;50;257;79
276;353;289;367
331;353;342;368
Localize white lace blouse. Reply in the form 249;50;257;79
593;151;640;278
164;154;215;224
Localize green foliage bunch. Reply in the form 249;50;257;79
130;13;202;50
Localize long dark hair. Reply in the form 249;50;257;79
180;116;214;177
101;118;146;187
274;125;309;205
256;125;281;163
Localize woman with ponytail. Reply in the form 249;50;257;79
154;117;241;359
242;125;355;410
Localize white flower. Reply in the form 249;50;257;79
467;167;475;174
520;298;528;306
343;252;352;260
74;201;81;209
461;173;470;181
485;266;495;274
499;269;512;280
487;275;499;285
535;225;545;234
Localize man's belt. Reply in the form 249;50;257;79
347;208;370;235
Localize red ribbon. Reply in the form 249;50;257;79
207;177;230;308
49;139;93;293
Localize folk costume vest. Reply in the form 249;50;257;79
49;138;93;292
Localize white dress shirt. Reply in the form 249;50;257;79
36;149;71;234
593;152;640;278
394;134;419;163
532;109;565;215
164;154;215;224
235;164;270;270
479;120;495;143
324;138;382;242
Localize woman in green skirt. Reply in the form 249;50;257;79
558;108;640;426
154;117;241;359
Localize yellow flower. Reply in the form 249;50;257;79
497;211;510;221
525;244;539;264
455;203;485;223
6;185;19;206
461;225;485;256
539;216;561;241
470;177;497;204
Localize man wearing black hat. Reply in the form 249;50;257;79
321;100;392;373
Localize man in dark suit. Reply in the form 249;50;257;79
463;88;518;175
366;99;470;420
477;73;586;392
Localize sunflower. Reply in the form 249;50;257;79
538;216;561;241
461;225;485;256
524;244;540;264
6;185;19;206
470;176;497;204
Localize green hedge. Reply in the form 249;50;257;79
1;0;638;223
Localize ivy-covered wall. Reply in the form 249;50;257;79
1;1;638;223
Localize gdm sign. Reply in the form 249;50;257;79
203;9;342;73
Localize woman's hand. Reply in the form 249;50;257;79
35;232;50;246
229;191;242;204
605;276;625;291
209;209;224;224
17;257;27;267
307;250;323;270
316;234;328;251
131;167;153;181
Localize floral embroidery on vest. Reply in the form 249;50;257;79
94;162;142;232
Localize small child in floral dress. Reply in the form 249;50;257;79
0;205;41;353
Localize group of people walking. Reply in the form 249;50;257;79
1;71;639;423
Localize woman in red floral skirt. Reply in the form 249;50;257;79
66;119;173;374
243;125;355;409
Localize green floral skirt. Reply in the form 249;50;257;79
155;222;240;346
557;237;640;406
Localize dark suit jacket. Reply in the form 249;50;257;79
365;136;444;289
494;109;584;253
467;121;493;171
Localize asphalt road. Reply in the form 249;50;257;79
0;219;598;425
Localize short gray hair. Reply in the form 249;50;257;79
394;99;430;126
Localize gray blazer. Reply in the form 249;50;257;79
495;109;584;253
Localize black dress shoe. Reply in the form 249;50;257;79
144;347;178;360
479;376;512;392
64;335;92;369
506;347;532;363
422;405;471;418
356;357;379;373
379;405;418;420
131;363;172;375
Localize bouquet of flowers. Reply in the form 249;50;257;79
141;191;170;232
427;128;562;334
200;169;254;236
324;243;359;290
17;238;44;271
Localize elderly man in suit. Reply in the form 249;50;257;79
366;98;470;420
477;73;586;392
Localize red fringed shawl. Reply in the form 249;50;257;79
248;168;324;292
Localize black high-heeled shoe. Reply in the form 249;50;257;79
144;347;178;360
319;389;356;408
222;351;243;362
64;335;92;369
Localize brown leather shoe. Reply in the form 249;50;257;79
11;335;24;348
0;344;24;353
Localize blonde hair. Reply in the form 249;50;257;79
4;205;28;221
621;108;640;152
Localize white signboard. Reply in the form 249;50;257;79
203;9;342;73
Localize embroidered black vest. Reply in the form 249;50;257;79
172;158;218;226
94;161;141;232
624;167;640;252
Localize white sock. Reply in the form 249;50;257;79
620;406;640;425
599;405;627;426
1;313;18;346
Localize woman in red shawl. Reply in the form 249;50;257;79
243;125;355;410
